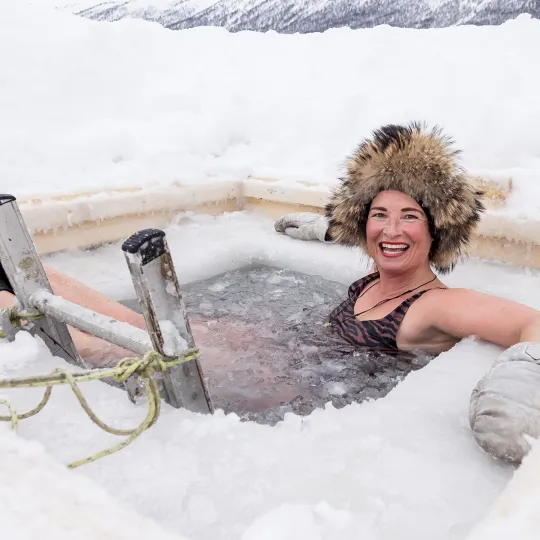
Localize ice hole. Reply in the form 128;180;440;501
121;264;432;425
13;211;537;539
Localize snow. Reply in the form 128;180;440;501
0;414;184;540
2;210;540;538
159;319;189;354
467;442;540;540
2;3;540;538
2;5;540;222
0;329;514;540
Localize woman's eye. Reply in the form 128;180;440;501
404;214;418;220
371;212;386;218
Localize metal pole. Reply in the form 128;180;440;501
122;228;213;413
30;289;153;356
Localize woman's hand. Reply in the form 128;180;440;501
274;212;331;242
411;287;540;463
470;342;540;463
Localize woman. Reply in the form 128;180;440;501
274;122;540;464
1;121;538;462
277;122;540;355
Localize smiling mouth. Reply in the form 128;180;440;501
379;242;410;257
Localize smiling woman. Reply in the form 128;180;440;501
275;121;540;463
276;122;540;355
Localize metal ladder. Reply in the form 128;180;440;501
0;194;213;414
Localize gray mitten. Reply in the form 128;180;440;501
274;212;331;242
469;342;540;463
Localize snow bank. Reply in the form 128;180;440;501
0;424;185;540
0;330;513;540
2;5;540;221
0;333;186;540
4;212;540;538
467;439;540;540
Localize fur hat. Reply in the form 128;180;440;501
325;122;485;273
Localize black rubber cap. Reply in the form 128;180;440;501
122;228;166;265
0;195;16;206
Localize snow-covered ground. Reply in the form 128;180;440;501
0;331;510;540
5;211;540;540
2;4;540;223
2;3;540;539
2;211;540;539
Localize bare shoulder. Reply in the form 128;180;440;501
403;286;491;328
414;286;491;309
405;283;540;349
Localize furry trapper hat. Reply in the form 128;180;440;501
325;122;485;273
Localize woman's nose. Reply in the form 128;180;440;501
383;217;402;237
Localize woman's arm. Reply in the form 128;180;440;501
426;288;540;348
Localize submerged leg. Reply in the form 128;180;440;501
1;270;144;368
42;267;150;367
43;266;147;331
0;291;16;309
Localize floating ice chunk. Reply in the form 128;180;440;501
208;281;230;292
326;382;348;396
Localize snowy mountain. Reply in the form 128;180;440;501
69;0;539;32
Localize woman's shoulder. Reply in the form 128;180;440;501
347;272;379;300
411;286;475;315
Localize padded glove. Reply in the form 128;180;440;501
274;212;331;243
469;342;540;463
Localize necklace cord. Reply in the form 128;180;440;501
350;274;438;319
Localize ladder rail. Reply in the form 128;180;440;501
0;194;81;366
0;194;213;414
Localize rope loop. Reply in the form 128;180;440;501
0;346;200;468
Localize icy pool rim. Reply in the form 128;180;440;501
17;178;540;270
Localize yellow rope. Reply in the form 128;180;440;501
0;397;19;430
0;306;45;339
0;348;200;469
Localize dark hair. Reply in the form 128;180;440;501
418;203;439;257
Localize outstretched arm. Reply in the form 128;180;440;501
0;266;148;368
422;287;540;464
3;266;219;369
425;287;540;349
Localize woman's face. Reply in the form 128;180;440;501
365;190;432;274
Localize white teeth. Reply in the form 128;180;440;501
381;243;408;249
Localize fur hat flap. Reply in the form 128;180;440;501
325;122;485;273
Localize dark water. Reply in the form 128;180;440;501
123;265;431;425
